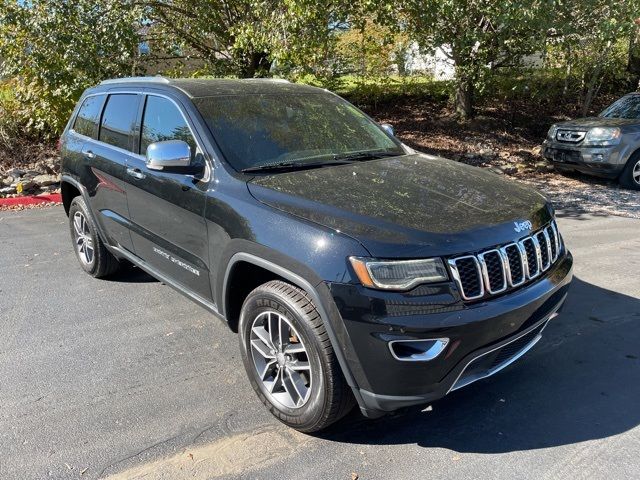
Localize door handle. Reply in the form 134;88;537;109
126;167;146;180
84;150;96;160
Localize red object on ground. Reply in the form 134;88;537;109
0;193;62;207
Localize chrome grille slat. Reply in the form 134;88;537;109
448;256;484;300
478;250;507;294
500;243;526;287
449;221;562;301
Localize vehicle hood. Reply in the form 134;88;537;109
556;117;640;129
247;154;552;258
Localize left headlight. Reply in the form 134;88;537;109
584;127;621;146
349;257;449;290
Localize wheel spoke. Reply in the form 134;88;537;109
252;325;275;351
259;359;277;381
282;368;301;406
266;367;282;394
284;343;306;355
251;338;275;360
277;314;284;350
73;214;82;236
288;360;310;371
268;313;279;350
285;367;308;405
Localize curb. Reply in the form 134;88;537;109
0;193;62;207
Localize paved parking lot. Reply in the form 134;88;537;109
1;207;639;480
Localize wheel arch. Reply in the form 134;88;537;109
61;178;81;216
221;252;364;405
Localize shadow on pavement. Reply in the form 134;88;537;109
106;264;158;284
320;276;640;453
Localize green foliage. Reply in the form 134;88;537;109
0;0;143;139
296;74;453;107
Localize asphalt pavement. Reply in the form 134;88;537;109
0;207;639;480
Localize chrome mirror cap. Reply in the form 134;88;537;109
380;123;395;137
146;140;191;171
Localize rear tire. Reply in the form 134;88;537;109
619;152;640;190
238;280;354;432
68;196;120;278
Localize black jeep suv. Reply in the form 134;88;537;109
60;77;573;432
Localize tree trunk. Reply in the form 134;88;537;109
455;74;474;120
238;50;272;78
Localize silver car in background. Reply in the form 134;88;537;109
543;93;640;190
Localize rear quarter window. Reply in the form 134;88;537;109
73;95;105;139
99;94;140;151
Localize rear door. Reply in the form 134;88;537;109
69;93;137;252
123;94;212;301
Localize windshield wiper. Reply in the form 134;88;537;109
241;159;352;174
331;150;401;162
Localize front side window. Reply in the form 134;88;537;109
600;95;640;119
73;95;105;139
99;94;139;151
140;96;196;156
193;93;403;171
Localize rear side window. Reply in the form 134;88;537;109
140;96;196;156
73;95;105;139
99;94;139;151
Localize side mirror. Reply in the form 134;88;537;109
146;140;191;171
380;123;395;137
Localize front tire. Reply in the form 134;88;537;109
68;196;120;278
239;280;354;432
619;152;640;190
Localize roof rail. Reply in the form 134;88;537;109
242;78;290;83
100;76;170;85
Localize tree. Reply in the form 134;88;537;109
551;0;639;115
401;0;551;119
0;0;143;137
143;0;344;78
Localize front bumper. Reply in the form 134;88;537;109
542;141;625;178
327;251;573;417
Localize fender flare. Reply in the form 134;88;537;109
222;252;366;408
60;175;108;239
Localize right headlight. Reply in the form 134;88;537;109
547;124;558;140
349;257;449;290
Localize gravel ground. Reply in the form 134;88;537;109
520;173;640;219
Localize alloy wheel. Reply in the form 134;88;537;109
73;211;94;265
249;311;312;409
633;159;640;185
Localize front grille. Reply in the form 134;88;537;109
448;221;561;301
556;130;586;143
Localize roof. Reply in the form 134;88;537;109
99;77;324;98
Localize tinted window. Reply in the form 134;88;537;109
600;95;640;119
193;93;402;171
73;95;105;139
140;96;196;156
99;94;139;151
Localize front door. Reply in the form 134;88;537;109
123;94;212;301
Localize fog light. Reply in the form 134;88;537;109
592;153;605;162
389;338;449;362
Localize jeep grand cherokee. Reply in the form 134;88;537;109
59;77;573;432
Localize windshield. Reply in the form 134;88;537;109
600;95;640;119
193;93;404;171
